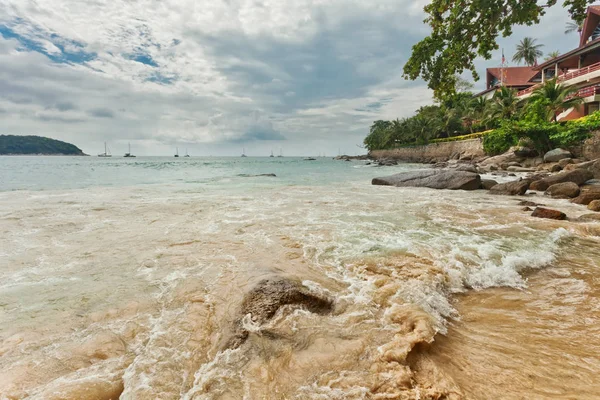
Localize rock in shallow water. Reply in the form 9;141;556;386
588;200;600;212
571;185;600;205
529;170;594;191
545;182;580;199
372;170;481;190
488;180;530;196
531;207;567;220
225;277;334;349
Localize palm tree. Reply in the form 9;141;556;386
489;86;521;120
545;51;560;61
529;79;584;122
565;20;582;35
512;37;544;66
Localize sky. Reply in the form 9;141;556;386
0;0;584;156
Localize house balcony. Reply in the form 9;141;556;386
517;60;600;98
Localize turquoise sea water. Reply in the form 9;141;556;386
0;156;414;191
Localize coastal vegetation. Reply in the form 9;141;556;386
364;79;595;155
0;135;85;155
512;37;544;66
403;0;594;99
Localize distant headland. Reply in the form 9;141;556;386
0;135;87;156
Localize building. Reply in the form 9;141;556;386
476;5;600;120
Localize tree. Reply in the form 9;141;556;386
565;20;583;34
545;50;561;60
512;37;544;66
403;0;593;100
489;86;522;120
529;78;584;122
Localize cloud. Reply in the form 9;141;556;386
0;0;578;155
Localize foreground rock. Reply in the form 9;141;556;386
489;179;530;196
225;277;333;349
531;207;567;220
481;179;498;190
543;148;572;163
545;182;580;199
577;213;600;221
588;200;600;211
563;159;600;179
529;169;594;191
571;185;600;205
372;170;481;190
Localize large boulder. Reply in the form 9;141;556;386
224;278;333;350
529;169;594;191
514;147;538;158
481;179;499;190
531;207;567;220
571;185;600;205
543;148;572;163
372;170;481;190
588;200;600;212
489;179;530;196
544;182;580;199
563;159;600;179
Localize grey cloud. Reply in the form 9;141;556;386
88;107;115;118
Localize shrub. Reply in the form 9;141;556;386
482;125;519;155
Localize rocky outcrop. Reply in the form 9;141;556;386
372;170;481;190
481;179;498;190
531;207;567;220
489;179;530;196
543;148;572;163
544;182;580;199
529;169;594;191
588;200;600;211
571;184;600;205
225;278;334;350
369;139;484;164
563;159;600;179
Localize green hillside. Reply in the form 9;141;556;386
0;135;86;155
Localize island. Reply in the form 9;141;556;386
0;135;86;156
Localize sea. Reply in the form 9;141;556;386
0;156;599;399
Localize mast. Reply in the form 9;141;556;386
105;142;107;155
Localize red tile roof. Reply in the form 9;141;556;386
487;67;538;87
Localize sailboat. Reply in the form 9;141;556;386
270;149;274;157
241;147;247;157
184;148;190;157
277;148;283;158
174;147;179;158
98;142;112;157
124;142;136;158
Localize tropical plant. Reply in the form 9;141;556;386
545;51;561;61
512;37;544;66
488;86;522;120
565;20;583;34
529;79;584;122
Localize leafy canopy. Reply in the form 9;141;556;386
403;0;594;100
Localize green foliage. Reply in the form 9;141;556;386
529;79;583;122
482;124;520;155
402;0;593;99
0;135;85;155
512;37;544;66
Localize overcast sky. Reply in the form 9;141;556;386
0;1;582;156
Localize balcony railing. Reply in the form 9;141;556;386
517;60;600;97
569;84;600;99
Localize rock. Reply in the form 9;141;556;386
543;148;572;163
507;161;522;167
588;200;600;211
455;164;478;173
570;185;600;205
238;173;277;177
522;206;533;211
558;158;573;167
529;169;594;191
225;277;333;349
563;159;600;179
378;159;398;166
489;179;530;196
372;170;481;190
550;164;563;172
544;182;581;199
585;179;600;185
576;213;600;221
514;147;538;158
507;166;536;172
531;207;567;220
517;200;544;207
508;173;517;177
481;179;499;190
478;149;524;168
489;164;499;171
